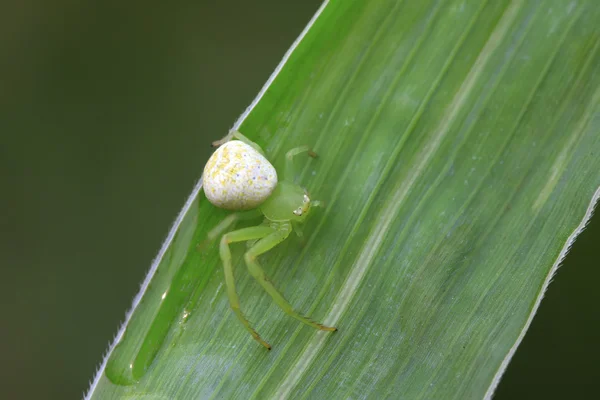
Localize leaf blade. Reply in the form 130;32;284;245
89;0;600;398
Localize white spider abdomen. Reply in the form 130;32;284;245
203;140;278;210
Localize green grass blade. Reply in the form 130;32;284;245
88;0;600;398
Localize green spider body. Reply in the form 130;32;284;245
202;130;335;350
261;181;309;222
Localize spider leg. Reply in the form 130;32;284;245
212;130;265;156
285;146;317;182
206;210;262;241
220;226;275;349
244;222;336;332
197;210;261;252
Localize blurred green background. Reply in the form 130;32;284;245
1;1;597;399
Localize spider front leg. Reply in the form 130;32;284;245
220;225;275;349
285;146;317;182
244;222;337;333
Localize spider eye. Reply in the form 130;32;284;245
293;207;303;216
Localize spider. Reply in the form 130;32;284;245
201;130;336;349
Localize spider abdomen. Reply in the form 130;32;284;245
203;140;277;210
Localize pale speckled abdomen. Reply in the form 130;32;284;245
203;140;278;210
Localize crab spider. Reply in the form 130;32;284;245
202;130;336;349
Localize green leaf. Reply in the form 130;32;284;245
88;0;600;398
